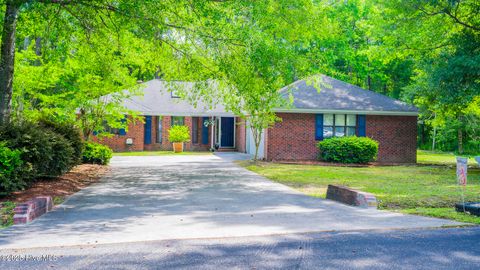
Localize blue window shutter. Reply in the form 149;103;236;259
357;115;366;137
119;116;127;136
144;116;152;144
202;117;209;145
315;114;324;140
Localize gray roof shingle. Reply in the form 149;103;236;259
112;80;233;116
114;75;417;116
277;75;418;115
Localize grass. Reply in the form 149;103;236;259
114;151;212;156
417;150;478;165
0;201;16;229
402;208;480;224
240;150;480;224
53;196;66;205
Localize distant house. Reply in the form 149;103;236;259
93;75;418;163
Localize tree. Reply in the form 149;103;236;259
377;0;480;153
0;0;22;125
0;0;247;124
177;0;322;161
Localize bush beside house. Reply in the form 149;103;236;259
317;136;379;164
0;120;114;196
82;142;113;165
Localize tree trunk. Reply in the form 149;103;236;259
457;115;464;154
251;126;263;163
432;113;437;151
34;37;42;66
432;125;437;151
458;128;463;154
0;1;22;125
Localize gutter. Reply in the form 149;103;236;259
273;108;419;116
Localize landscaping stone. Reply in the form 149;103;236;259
326;184;378;208
455;202;480;217
13;196;53;224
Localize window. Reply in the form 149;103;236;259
105;126;121;135
171;116;185;126
102;119;126;136
156;116;163;143
323;114;357;138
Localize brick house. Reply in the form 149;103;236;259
94;75;418;163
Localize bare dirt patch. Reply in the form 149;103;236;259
0;164;110;204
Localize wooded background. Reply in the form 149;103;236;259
0;0;478;154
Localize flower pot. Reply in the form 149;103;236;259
173;142;184;153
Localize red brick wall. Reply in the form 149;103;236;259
92;116;144;152
265;113;417;163
366;115;417;163
266;113;318;161
235;117;246;153
141;116;211;151
94;115;212;152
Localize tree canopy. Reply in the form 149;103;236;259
0;0;478;154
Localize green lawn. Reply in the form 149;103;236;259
0;201;15;229
241;151;480;224
114;151;212;156
417;150;478;165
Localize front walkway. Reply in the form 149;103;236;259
0;154;462;249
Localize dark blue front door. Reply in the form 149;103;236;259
144;116;152;145
221;117;235;147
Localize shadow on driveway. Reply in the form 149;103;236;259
0;154;463;249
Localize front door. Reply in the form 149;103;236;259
220;117;235;148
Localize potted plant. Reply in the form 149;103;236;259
168;125;190;153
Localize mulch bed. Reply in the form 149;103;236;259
0;164;110;204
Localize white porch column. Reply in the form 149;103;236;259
210;116;215;150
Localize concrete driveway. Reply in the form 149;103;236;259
0;153;462;249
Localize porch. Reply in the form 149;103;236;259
92;114;246;154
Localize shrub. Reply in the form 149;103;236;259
0;122;75;178
317;136;379;164
82;142;113;165
168;125;190;143
39;118;84;166
0;143;28;195
49;135;75;175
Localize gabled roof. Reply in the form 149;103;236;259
112;80;233;116
277;75;418;115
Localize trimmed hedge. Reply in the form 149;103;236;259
39;118;84;166
317;136;379;164
0;142;28;195
82;142;113;165
0;122;75;178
